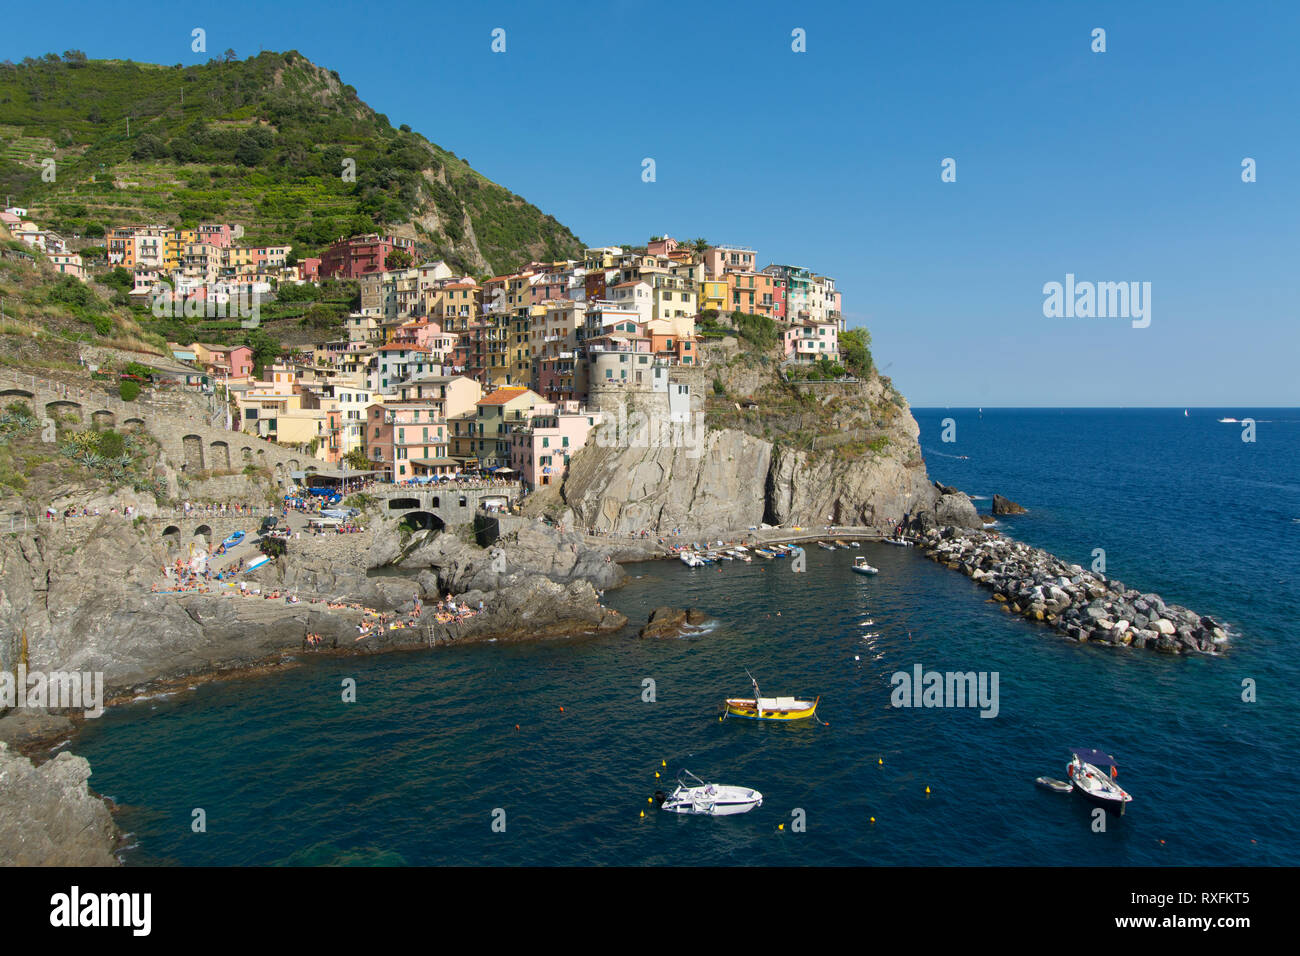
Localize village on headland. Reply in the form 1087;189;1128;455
0;210;1231;730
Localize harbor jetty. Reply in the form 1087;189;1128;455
914;526;1230;654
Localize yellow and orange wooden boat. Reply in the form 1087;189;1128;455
723;672;819;721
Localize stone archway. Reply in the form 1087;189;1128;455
241;447;252;463
399;510;444;533
123;417;145;430
0;388;34;402
162;525;181;550
182;434;205;473
274;462;284;483
387;497;422;512
92;410;115;428
193;524;212;544
210;441;231;472
45;400;82;421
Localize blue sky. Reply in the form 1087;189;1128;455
7;1;1298;406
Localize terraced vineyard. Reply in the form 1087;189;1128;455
0;52;582;272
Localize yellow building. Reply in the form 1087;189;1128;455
699;278;728;314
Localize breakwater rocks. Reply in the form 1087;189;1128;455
916;527;1229;655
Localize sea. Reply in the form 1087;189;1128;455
69;408;1299;866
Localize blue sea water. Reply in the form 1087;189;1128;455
70;408;1299;865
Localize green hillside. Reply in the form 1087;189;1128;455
0;51;582;273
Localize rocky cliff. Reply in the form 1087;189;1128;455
0;744;120;866
541;342;978;536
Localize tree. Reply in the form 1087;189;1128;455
342;448;371;470
839;328;873;377
244;327;281;376
223;49;237;63
119;381;141;401
131;133;169;160
385;248;413;270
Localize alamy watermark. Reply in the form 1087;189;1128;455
1;666;104;718
1043;274;1150;328
889;663;999;718
593;403;707;458
151;281;261;328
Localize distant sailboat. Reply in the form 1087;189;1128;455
1184;409;1189;417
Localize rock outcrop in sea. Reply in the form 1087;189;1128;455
914;526;1229;654
0;743;120;866
991;494;1028;515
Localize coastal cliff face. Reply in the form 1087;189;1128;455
545;344;978;536
0;744;120;866
557;429;774;537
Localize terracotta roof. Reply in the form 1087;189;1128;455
478;387;533;406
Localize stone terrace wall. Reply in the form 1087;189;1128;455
0;367;305;483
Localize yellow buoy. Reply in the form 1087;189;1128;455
778;824;784;830
655;772;660;778
647;796;653;803
925;786;931;794
870;816;876;824
640;811;645;818
878;757;883;766
661;760;666;767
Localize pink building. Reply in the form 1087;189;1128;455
197;223;234;248
647;236;679;257
703;245;758;277
510;403;603;488
782;322;839;363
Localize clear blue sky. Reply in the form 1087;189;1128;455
7;1;1298;406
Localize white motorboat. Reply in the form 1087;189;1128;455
680;551;706;567
817;541;836;551
851;557;879;575
883;536;913;547
1066;749;1132;815
656;770;763;816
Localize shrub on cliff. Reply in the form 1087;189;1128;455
839;328;873;377
118;380;140;401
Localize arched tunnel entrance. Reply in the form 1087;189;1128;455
398;511;444;534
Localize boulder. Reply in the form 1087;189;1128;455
639;606;711;639
991;494;1028;515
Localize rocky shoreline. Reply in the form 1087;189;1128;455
914;526;1230;654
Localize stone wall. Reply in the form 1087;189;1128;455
0;367;304;485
